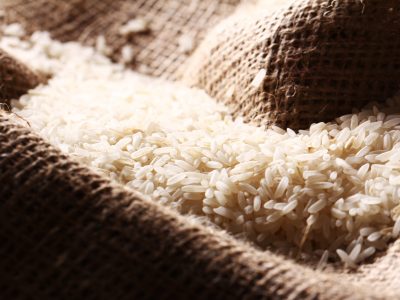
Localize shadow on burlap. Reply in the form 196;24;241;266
0;0;400;299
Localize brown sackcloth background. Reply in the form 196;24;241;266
3;0;241;79
1;0;400;299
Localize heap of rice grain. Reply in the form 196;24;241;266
3;23;400;267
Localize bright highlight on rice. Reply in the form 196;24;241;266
2;23;400;267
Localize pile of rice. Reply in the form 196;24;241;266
2;23;400;268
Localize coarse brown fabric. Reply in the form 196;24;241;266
0;48;42;105
181;0;400;129
3;0;241;79
0;112;395;300
1;0;400;299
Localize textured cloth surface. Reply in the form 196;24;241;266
182;0;400;129
0;48;42;105
1;0;400;299
0;112;393;300
3;0;240;79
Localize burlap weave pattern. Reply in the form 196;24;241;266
0;48;42;105
3;0;241;79
181;0;400;129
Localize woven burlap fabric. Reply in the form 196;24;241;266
0;48;42;105
2;0;241;80
181;0;400;129
0;111;395;300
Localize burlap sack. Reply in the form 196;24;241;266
0;48;42;105
181;0;400;129
1;0;400;299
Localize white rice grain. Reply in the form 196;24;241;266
336;249;356;268
308;199;327;214
119;18;149;35
251;69;267;88
393;218;400;238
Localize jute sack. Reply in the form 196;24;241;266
181;0;400;129
1;0;400;299
0;49;42;105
